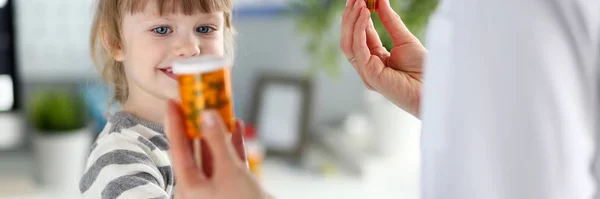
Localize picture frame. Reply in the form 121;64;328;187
249;73;312;161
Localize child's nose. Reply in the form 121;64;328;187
173;41;200;57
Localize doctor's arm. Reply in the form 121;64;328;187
421;0;600;198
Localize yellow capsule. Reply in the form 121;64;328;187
366;0;378;12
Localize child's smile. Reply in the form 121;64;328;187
158;66;177;80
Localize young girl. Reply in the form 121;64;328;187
79;0;242;198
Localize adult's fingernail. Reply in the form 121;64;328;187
346;0;349;7
354;0;361;8
202;111;218;129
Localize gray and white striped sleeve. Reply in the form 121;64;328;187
79;132;168;199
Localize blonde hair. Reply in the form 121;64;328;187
90;0;234;105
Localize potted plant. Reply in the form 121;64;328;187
292;0;438;158
27;88;91;195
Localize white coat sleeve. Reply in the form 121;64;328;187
420;0;600;198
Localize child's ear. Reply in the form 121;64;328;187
112;47;125;62
100;28;125;62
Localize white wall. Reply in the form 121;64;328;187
15;0;97;82
231;17;367;126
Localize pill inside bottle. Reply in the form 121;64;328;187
366;0;378;12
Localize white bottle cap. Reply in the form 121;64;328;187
172;56;230;74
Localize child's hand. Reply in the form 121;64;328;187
340;0;427;117
165;100;268;199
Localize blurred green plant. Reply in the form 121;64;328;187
27;88;88;134
291;0;439;78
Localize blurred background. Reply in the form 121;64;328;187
0;0;437;198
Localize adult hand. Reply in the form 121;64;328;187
165;100;268;199
340;0;427;117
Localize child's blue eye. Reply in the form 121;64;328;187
152;26;171;35
196;26;213;34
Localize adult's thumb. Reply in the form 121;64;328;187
201;111;244;172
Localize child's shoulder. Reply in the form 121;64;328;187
81;112;174;197
91;111;169;153
104;112;165;138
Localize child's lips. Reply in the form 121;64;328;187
159;68;177;80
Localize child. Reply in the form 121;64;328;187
79;0;235;198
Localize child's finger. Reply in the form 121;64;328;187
165;100;207;186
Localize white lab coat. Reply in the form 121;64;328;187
421;0;600;198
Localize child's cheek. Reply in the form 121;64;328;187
200;41;225;56
126;37;162;59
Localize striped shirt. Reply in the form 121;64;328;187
79;112;174;199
